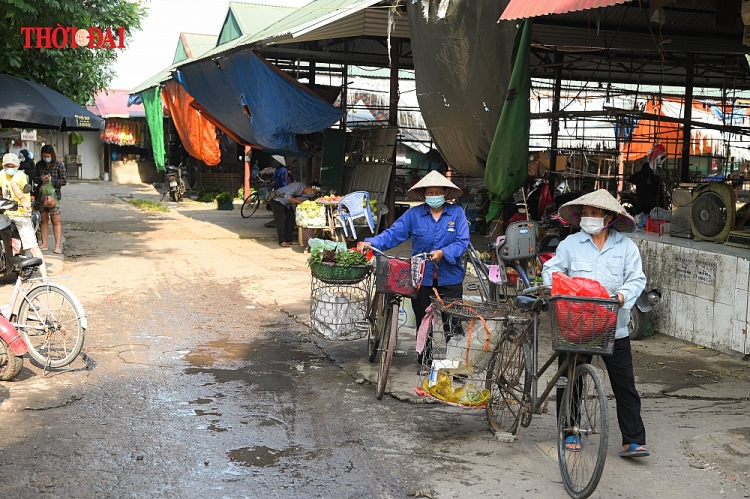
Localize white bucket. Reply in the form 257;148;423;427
102;172;110;181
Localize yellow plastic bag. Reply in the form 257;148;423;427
421;373;490;407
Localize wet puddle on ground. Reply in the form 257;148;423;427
227;445;316;468
183;339;322;391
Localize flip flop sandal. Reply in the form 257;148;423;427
279;242;292;247
620;443;650;458
564;435;582;452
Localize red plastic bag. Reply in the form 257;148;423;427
537;180;554;217
551;273;617;343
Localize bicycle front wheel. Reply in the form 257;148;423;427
241;194;260;218
557;363;609;499
17;285;85;368
375;301;398;400
486;327;531;436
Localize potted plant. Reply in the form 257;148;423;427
216;192;234;210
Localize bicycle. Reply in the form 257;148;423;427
364;248;431;400
241;175;272;218
0;255;87;371
486;285;619;499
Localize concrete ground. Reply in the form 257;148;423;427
0;180;748;499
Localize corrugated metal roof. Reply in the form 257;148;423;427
89;89;145;118
500;0;630;20
217;2;295;45
291;6;409;44
183;33;218;58
230;2;297;37
188;0;383;64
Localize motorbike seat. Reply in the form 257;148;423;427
515;295;548;312
11;256;42;270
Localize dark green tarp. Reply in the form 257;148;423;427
485;19;532;222
142;86;166;172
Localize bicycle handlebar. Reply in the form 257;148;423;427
368;247;433;261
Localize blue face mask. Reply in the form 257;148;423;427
425;195;445;209
43;157;52;163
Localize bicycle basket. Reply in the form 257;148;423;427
549;295;619;355
375;255;420;299
310;261;372;285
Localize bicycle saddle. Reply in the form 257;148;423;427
11;255;42;270
515;295;548;312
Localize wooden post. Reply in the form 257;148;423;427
387;38;400;227
680;54;694;183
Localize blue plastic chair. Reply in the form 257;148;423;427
338;191;375;239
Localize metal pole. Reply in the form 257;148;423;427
550;51;564;174
680;54;694;183
387;38;400;227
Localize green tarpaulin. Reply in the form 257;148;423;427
142;86;166;172
484;19;532;222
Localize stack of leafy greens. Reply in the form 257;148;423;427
308;248;367;267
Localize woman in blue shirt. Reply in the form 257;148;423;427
542;189;650;458
359;171;469;369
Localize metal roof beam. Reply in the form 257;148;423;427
255;46;413;69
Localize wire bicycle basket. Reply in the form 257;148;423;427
548;295;620;356
414;297;512;409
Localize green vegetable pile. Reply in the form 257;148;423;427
308;248;367;267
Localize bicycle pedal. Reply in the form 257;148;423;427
394;349;406;356
555;376;568;388
466;283;479;291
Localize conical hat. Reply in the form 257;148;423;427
558;189;636;232
407;170;463;201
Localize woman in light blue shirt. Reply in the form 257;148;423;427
543;189;650;459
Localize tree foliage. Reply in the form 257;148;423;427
0;0;147;105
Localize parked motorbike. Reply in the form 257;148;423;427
630;289;661;340
0;188;41;278
163;164;187;202
0;314;27;380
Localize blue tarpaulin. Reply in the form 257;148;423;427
175;62;264;148
219;51;343;147
175;51;342;156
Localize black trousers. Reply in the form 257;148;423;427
270;199;295;244
557;337;646;446
413;281;463;366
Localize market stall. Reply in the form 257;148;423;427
296;194;379;247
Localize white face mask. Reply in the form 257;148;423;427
580;216;607;235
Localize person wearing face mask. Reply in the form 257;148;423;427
34;144;67;254
358;171;469;370
17;149;36;180
542;189;649;459
1;153;48;278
